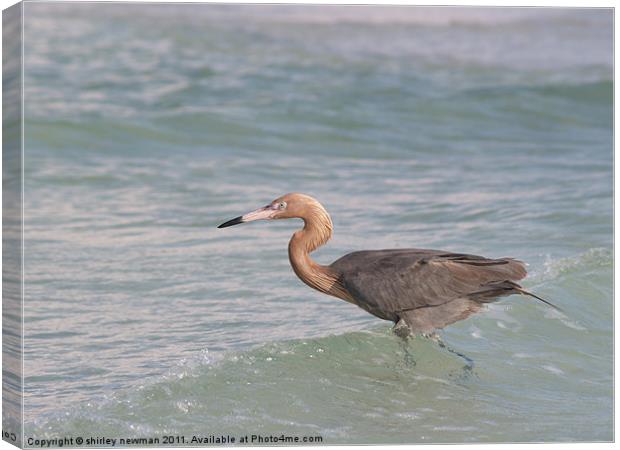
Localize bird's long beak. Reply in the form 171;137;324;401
217;205;275;228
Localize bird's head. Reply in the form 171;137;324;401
217;193;327;228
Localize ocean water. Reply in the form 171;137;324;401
15;4;612;444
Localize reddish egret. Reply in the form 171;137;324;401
218;193;558;340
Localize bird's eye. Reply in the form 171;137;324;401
278;202;287;210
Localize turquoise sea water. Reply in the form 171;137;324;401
16;4;613;444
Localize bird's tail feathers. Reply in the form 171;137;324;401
473;279;563;313
514;286;563;313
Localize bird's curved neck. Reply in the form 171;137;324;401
288;206;351;301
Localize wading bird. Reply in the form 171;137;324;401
218;193;558;352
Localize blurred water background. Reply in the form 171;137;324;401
18;4;612;444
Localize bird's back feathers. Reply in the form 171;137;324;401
330;249;529;333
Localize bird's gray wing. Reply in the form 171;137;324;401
330;249;527;332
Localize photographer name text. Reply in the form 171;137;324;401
27;433;323;447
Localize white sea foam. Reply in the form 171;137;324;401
542;365;565;376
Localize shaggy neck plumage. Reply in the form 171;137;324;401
287;203;352;302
